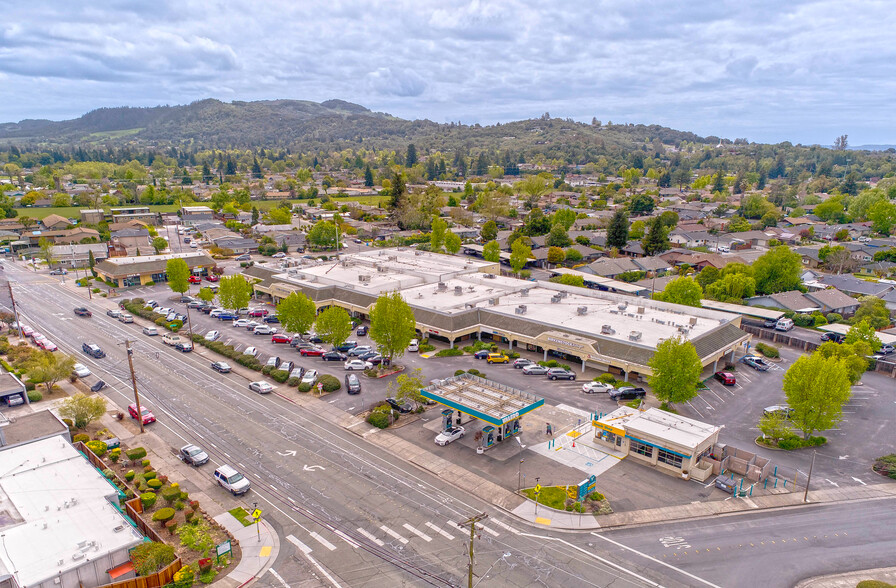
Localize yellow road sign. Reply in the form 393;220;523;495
534;484;542;493
252;509;262;520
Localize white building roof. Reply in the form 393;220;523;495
598;407;720;451
0;436;143;586
100;251;210;267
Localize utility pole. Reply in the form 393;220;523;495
457;512;488;588
803;450;817;503
124;340;145;434
7;281;22;341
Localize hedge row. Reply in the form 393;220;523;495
190;335;263;371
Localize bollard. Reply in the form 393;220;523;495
774;478;778;488
749;485;753;497
783;479;787;488
764;479;768;489
774;466;778;477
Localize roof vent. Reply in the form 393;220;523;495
489;297;500;305
520;288;529;297
550;294;562;303
689;317;698;326
454;286;464;296
601;324;616;335
515;305;527;315
483;273;496;279
576;306;588;315
358;274;371;283
637;307;645;314
558;291;568;298
72;553;85;561
377;265;388;273
629;331;642;341
438;282;447;291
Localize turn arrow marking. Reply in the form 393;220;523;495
303;465;325;471
277;450;297;457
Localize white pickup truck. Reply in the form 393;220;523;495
161;333;183;346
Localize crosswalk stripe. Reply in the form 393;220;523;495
380;525;409;544
309;531;337;551
402;523;432;542
356;527;385;547
424;521;455;540
286;534;313;555
333;530;359;548
489;518;521;534
448;520;500;537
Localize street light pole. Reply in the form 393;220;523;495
124;340;145;434
803;450;817;503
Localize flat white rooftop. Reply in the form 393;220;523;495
597;407;720;451
0;436;143;586
102;251;210;266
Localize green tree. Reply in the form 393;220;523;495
816;341;869;385
641;216;670;256
852;296;891;329
430;216;447;251
364;165;374;187
26;351;75;394
482;240;501;263
547;246;565;265
545;224;572;248
629;193;655;214
652;276;702;307
845;319;882;352
444;231;462;254
629;220;646;239
867;199;896;235
265;207;291;225
551;208;577;230
647;337;702;405
696;266;720;290
515;176;549;208
554;274;584;287
38;237;54;266
88;249;96;270
388;166;406;209
406;143;418;166
151;236;168;254
308;220;339;249
58;392;107;429
727;216;752;232
369;291;416;364
218;275;253;311
277;291;317;337
753;246;803;294
196;287;215;304
165;258;190;295
509;239;532;275
314;306;352;348
480;220;498;242
388;368;426;409
757;412;793;444
783;353;851;439
705;273;756;303
521;208;551;236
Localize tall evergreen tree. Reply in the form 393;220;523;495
642;216;670;256
364;165;374;187
607;210;629;249
389;167;405;209
406;144;418;167
252;158;263;179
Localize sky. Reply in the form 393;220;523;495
1;0;893;146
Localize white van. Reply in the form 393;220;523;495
775;318;794;332
407;339;419;352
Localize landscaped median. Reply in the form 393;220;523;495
520;485;613;516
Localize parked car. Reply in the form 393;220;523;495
74;307;92;317
188;275;202;283
272;252;287;258
546;368;576;381
474;350;490;359
145;300;158;309
271;334;291;344
72;363;91;378
344;359;372;371
289;366;305;380
881;343;895;354
265;356;281;368
155;307;172;316
486;353;509;364
175;341;193;353
345;373;362;394
356;325;368;336
37;338;58;351
180;444;209;466
233;318;251;328
522;364;549;375
821;332;846;343
764;405;794;418
334;341;358;352
609;387;647;401
263;315;280;323
741;355;770;371
206;274;220;282
307;335;324;344
82;343;105;358
775;318;794;332
407;338;419;352
714;371;736;385
323;351;348;362
243;346;259;358
218;312;239;321
300;346;325;356
211;361;232;373
386;397;414;413
347;345;373;357
301;369;318;385
512;358;532;369
205;330;220;342
582;381;614;394
253;325;277;336
128;403;156;424
249;308;270;317
187;301;205;309
243;321;261;331
367;354;391;366
90;380;106;392
106;309;120;318
279;361;294;374
214;465;250;495
249;381;273;394
435;426;465;446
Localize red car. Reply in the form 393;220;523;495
714;371;736;386
271;334;291;344
206;274;219;282
128;403;156;424
249;309;269;317
300;346;325;356
188;275;202;283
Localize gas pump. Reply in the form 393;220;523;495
481;426;495;448
441;409;453;431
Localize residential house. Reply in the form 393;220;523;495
745;291;825;314
858;261;896;277
581;257;641;278
49;243;109;269
814;274;894;298
21;227;100;246
213;237;258;254
795;246;823;269
272;231;306;251
450;226;479;240
804;289;860;316
111;228;151;255
881;290;896;313
620;242;645;257
40;214;72;230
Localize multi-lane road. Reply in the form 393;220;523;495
3;258;894;588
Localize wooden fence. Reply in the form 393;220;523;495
95;558;182;588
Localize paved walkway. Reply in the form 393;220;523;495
214;514;280;588
795;566;896;588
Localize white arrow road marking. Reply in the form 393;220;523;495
852;477;867;486
277;450;297;456
825;479;839;487
303;464;325;471
839;455;849;460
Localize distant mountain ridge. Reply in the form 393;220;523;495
850;144;896;151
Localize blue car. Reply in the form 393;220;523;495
334;341;358;352
474;350;490;359
217;312;239;321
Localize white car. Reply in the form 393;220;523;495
435;426;465;446
253;325;277;335
156;307;172;316
204;330;220;341
344;359;372;371
72;363;91;378
301;369;318;385
249;381;273;394
243;346;259;357
582;382;615;394
272;252;287;258
209;308;225;318
233;319;251;328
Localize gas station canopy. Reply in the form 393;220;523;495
421;373;544;427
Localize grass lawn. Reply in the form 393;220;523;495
228;506;255;527
521;485;570;510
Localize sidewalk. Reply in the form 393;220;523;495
213;514;280;588
795;567;896;588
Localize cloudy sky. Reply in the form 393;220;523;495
1;0;893;145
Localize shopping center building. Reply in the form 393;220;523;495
246;248;751;382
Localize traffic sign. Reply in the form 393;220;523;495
534;484;542;493
251;508;262;520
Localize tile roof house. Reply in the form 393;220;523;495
745;289;860;316
581;257;640;277
804;289;860;316
40;214;72;230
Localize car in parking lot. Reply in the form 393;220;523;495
512;358;532;369
279;361;294;374
204;330;220;341
82;343;105;358
345;373;361;394
263;315;280;323
74;307;92;317
243;346;259;357
37;338;58;351
249;308;270;317
821;332;846;343
323;351;348;362
249;381;273;394
290;366;305;380
367;354;391;366
218;312;239;321
582;381;614;394
609;387;647;401
344;359;372;371
188;275;202;283
386;397;414;413
243;321;261;331
300;346;325;356
763;318;778;328
233;318;251;328
253;325;277;336
214;465;250;495
764;405;794;418
301;369;318;385
175;341;193;352
128;403;156;424
72;363;91;378
271;333;291;344
546;368;576;380
265;356;281;368
272;252;286;258
211;361;232;373
155;307;172;316
435;426;465;446
180;444;209;466
206;274;220;282
522;364;549;375
356;325;368;336
187;301;205;309
741;355;770;371
473;350;490;359
334;341;358;352
106;309;120;318
881;343;895;354
486;353;509;364
348;345;373;357
714;371;736;385
145;300;158;309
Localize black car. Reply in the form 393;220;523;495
367;354;391;366
199;305;215;314
187;301;205;309
174;341;193;353
358;351;379;360
90;380;106;392
386;397;413;413
322;351;347;362
74;307;92;317
210;361;232;373
474;350;490;359
356;325;368;336
345;373;362;395
741;355;770;371
609;387;647;401
308;335;323;344
821;332;846;343
546;368;576;381
263;315;280;323
334;341;358;352
762;318;778;328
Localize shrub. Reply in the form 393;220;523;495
298;382;311;393
125;470;136;481
261;365;274;376
126;447;147;462
162;485;182;503
24;379;36;391
85;440;108;457
826;313;843;324
73;433;90;443
435;348;463;357
27;390;42;402
855;582;894;588
793;313;814;328
418;343;436;353
140;492;157;509
143;471;157;481
454;369;466;376
271;369;290;383
141;459;151;467
319;374;341;392
147;479;163;490
367;412;390;429
152;507;176;523
109;448;121;463
175;500;185;511
131;542;176;576
755;342;780;359
287;376;301;386
597;373;618;384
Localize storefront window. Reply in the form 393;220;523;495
657;448;683;469
630;440;653;458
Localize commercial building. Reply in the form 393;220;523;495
247;248;751;381
0;435;143;588
180;205;215;222
49;244;109;269
110;206;160;226
93;251;216;287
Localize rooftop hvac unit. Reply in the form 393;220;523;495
577;306;588;315
438;282;448;291
377;265;389;273
520;288;530;296
414;250;423;256
489;297;500;305
358;274;371;283
618;303;628;310
72;553;85;561
601;324;616;335
637;307;645;314
629;331;642;341
678;325;689;334
550;294;562;303
689;317;698;326
454;286;464;296
558;291;568;298
483;273;496;279
388;255;398;261
516;305;527;315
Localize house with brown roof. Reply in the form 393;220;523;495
39;214;72;231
